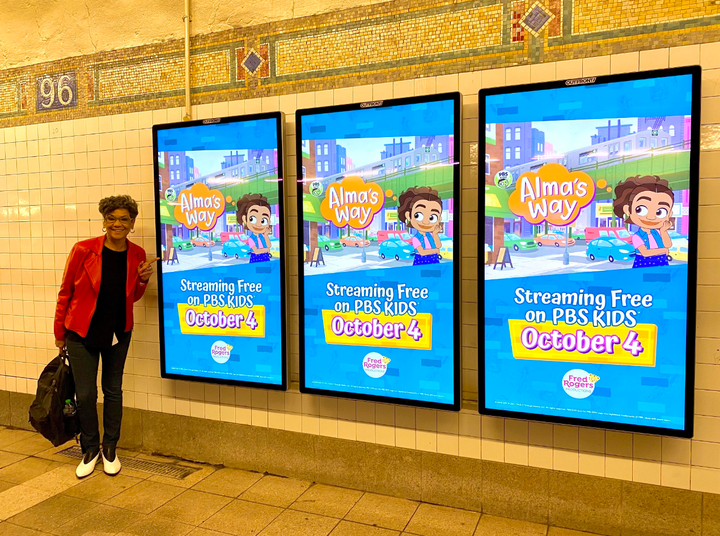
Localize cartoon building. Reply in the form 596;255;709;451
415;135;452;162
502;123;545;167
221;151;247;168
381;139;411;159
314;140;347;177
485;123;504;180
590;121;634;144
637;116;687;147
167;152;196;186
301;139;316;180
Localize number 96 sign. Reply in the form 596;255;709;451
36;72;77;111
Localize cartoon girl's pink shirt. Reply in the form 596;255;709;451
632;233;659;249
411;234;433;249
247;234;267;249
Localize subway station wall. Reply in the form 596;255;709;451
1;0;720;496
0;0;390;71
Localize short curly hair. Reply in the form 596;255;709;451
98;195;139;219
612;175;673;221
397;186;442;229
236;193;270;231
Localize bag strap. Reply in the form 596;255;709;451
58;346;70;367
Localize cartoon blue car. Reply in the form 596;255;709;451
222;239;251;259
379;238;415;260
586;238;635;262
668;230;688;242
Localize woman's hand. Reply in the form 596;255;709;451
138;257;160;282
55;339;65;348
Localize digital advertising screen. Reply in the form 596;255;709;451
296;94;461;409
481;67;700;436
154;113;286;389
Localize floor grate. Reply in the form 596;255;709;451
57;445;199;479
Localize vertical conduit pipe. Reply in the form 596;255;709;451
183;0;192;121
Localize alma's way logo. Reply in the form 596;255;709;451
562;369;600;399
210;341;233;364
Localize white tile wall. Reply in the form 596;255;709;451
1;44;720;493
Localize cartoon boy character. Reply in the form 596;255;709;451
612;175;674;269
237;193;273;263
398;186;443;266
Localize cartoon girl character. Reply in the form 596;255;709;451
612;175;674;269
237;193;273;263
398;186;443;266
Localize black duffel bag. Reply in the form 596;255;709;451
29;348;79;446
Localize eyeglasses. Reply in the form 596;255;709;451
105;216;133;225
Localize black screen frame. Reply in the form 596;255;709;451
478;66;701;438
296;93;462;410
154;111;287;391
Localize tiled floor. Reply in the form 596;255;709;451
0;426;606;536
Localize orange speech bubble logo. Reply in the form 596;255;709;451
174;182;226;231
320;175;385;230
508;163;595;226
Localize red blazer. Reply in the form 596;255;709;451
54;236;148;341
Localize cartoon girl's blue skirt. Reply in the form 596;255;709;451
413;253;440;266
250;252;272;263
632;252;669;269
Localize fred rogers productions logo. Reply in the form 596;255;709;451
362;352;391;378
210;341;233;364
562;369;600;399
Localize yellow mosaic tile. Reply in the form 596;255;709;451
190;51;231;87
275;6;503;76
0;81;17;114
99;57;185;99
98;50;229;100
0;0;719;127
573;0;720;34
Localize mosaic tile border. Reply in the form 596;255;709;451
0;0;719;127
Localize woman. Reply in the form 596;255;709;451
54;195;158;478
612;175;674;269
398;186;443;265
237;193;273;263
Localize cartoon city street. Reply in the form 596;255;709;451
485;113;691;280
156;144;282;273
300;132;456;275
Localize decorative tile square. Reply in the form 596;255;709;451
519;1;555;37
242;50;264;76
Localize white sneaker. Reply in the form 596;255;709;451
76;450;100;478
102;447;122;476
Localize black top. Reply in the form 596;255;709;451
68;246;128;348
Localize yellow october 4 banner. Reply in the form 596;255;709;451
508;319;657;367
177;304;266;337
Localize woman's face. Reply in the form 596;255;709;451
625;191;674;230
406;199;442;233
104;208;134;241
244;205;271;234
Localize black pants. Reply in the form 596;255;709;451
66;332;131;453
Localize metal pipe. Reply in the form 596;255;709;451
183;0;192;121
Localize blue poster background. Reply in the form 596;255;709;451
484;265;688;429
303;264;455;404
162;262;283;385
